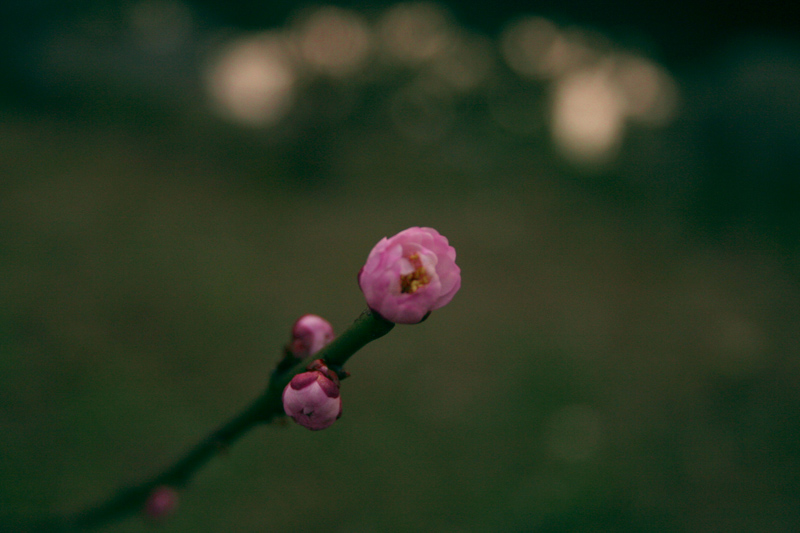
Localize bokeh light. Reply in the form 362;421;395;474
426;32;494;92
613;52;679;125
204;32;296;127
500;17;597;80
550;65;627;164
378;2;455;64
292;6;372;77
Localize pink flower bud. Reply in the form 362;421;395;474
290;314;335;358
282;370;342;430
144;486;178;521
358;227;461;324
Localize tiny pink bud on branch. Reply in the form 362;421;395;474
144;486;178;522
290;314;335;358
358;227;461;324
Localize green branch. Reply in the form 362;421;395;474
62;309;393;530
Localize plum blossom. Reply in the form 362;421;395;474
358;227;460;324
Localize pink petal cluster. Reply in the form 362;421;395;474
290;314;335;358
282;369;342;430
358;227;461;324
144;486;178;521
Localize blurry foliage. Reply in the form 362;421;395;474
1;1;800;532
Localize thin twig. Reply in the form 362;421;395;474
61;309;393;530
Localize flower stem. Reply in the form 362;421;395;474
317;308;394;371
64;308;393;530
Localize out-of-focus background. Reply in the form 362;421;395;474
1;1;799;531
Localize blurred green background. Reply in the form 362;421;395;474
1;1;799;531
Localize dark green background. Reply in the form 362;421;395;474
1;1;799;531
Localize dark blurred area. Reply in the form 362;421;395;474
1;1;799;532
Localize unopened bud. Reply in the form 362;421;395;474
282;369;342;430
290;314;335;358
144;486;178;522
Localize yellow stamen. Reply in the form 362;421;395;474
400;254;429;294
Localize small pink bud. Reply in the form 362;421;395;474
144;486;178;522
290;314;335;358
282;370;342;430
358;227;461;324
